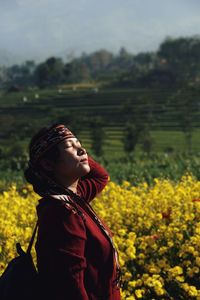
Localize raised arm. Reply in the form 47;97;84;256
77;156;109;203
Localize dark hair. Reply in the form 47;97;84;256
24;124;61;195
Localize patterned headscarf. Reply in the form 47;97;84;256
26;124;76;197
30;124;75;164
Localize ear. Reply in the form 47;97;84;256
40;159;55;172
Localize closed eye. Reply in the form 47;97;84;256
64;139;82;149
64;144;73;148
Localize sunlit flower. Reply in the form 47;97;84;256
1;175;200;299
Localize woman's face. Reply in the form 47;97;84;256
53;138;90;181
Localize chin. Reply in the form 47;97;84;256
79;163;90;176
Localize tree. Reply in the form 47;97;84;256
123;122;142;153
0;67;9;87
35;57;64;87
79;63;90;81
90;117;105;156
158;36;200;84
121;100;153;154
140;126;154;155
171;86;198;153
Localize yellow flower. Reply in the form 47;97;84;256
155;286;165;296
148;266;161;274
135;289;145;298
168;266;183;277
176;276;185;282
1;175;200;300
196;257;200;267
128;281;137;288
126;296;136;300
188;285;198;297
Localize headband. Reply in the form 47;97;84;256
30;125;75;163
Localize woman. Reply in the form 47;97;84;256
24;124;121;300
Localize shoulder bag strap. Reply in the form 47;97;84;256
26;220;39;254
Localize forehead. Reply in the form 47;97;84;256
59;138;79;146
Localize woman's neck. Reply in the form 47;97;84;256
53;173;79;194
67;181;78;194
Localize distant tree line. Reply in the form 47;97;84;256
1;36;200;89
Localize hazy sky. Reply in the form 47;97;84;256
1;0;200;63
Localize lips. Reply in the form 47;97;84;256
80;158;88;163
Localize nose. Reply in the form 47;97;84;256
77;146;86;156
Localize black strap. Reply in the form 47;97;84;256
26;220;38;254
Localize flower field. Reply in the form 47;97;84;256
0;176;200;299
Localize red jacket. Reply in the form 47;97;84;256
35;157;121;300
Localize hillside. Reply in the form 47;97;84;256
0;86;200;157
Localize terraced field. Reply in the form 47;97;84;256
0;86;200;157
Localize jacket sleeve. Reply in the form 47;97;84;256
77;156;109;203
36;201;89;300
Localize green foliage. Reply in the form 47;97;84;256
123;122;142;153
0;153;199;189
2;35;200;89
5;60;36;88
170;85;200;153
35;57;65;88
158;36;200;84
140;131;154;155
90;117;105;156
121;100;152;154
0;86;200;159
104;152;200;185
